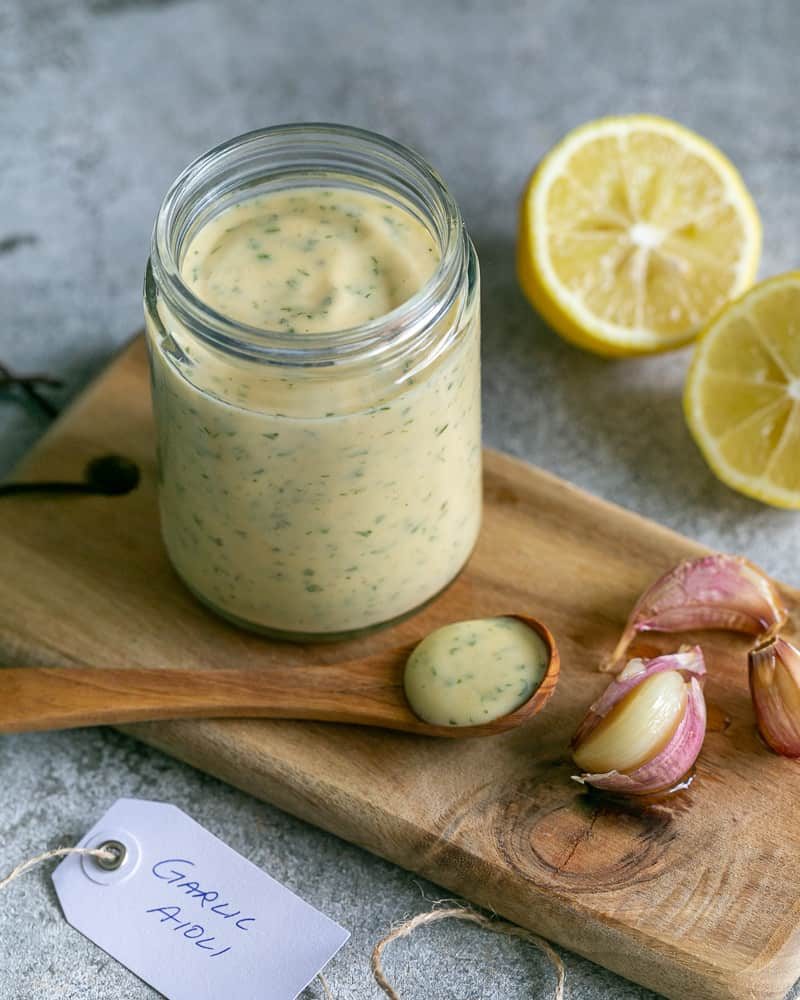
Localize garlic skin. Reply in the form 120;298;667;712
606;555;787;671
749;637;800;758
572;647;707;796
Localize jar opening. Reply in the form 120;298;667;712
148;123;468;367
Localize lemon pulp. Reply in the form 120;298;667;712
518;115;761;357
684;272;800;509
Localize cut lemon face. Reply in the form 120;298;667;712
518;115;761;357
684;273;800;509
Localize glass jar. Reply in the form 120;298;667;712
144;124;481;640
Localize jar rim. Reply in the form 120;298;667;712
147;122;467;366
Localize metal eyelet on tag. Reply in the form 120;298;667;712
80;827;141;886
94;840;127;871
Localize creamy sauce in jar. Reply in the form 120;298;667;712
403;617;548;726
183;188;439;333
147;184;481;637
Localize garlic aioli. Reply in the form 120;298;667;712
183;189;439;332
404;617;548;726
147;182;481;637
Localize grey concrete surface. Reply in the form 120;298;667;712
1;0;799;997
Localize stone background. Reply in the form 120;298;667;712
1;1;799;997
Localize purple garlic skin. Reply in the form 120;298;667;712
572;647;707;797
606;554;788;671
749;637;800;758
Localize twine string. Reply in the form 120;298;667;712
0;846;115;891
371;904;565;1000
1;850;565;999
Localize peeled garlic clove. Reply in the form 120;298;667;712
573;670;688;774
749;637;800;758
606;554;787;671
572;647;707;796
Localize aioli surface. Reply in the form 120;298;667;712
404;617;548;726
183;188;439;333
148;185;482;636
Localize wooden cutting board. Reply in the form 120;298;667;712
3;336;800;1000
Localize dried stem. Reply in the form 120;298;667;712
0;360;62;418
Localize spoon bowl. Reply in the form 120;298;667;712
0;613;559;738
403;614;561;737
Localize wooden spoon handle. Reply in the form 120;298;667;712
0;617;560;738
0;663;415;734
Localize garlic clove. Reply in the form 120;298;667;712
572;647;707;796
572;670;688;775
578;646;705;736
605;554;787;671
575;678;706;796
749;636;800;758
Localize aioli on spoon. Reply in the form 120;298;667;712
0;615;559;738
404;615;552;727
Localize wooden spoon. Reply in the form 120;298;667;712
0;615;559;738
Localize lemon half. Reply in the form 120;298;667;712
518;115;762;357
684;272;800;509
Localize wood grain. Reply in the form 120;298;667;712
2;336;799;1000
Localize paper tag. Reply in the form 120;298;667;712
52;798;349;1000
